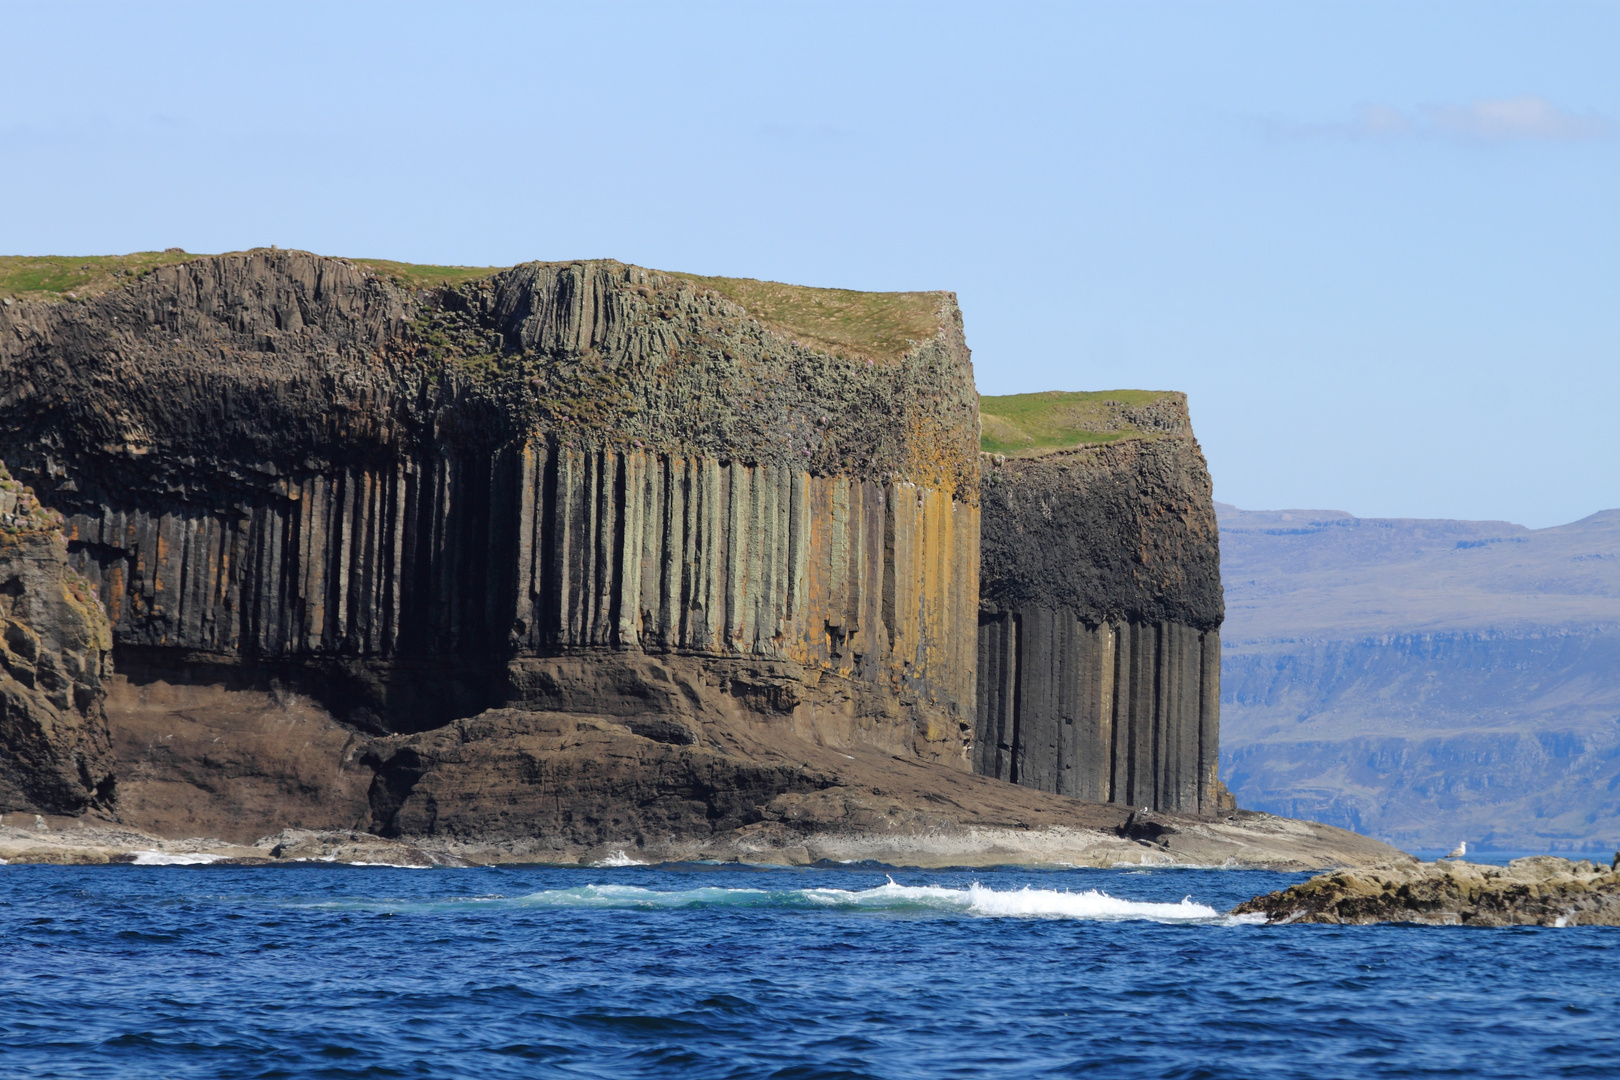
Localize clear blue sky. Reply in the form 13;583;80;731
4;1;1615;528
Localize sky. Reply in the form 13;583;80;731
2;1;1615;528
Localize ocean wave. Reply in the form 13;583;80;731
130;851;223;866
514;878;1229;922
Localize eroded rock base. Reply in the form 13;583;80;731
5;669;1407;871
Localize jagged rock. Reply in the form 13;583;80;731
0;463;115;814
1233;856;1620;925
257;828;445;867
975;393;1227;812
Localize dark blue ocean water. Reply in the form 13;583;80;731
3;861;1618;1079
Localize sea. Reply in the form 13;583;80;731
4;858;1618;1079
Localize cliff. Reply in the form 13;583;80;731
0;251;1376;868
0;248;983;843
975;391;1225;813
0;249;978;732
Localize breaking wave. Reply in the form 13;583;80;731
514;878;1229;922
130;851;223;866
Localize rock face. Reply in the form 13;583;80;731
0;463;115;813
975;392;1225;813
0;250;981;838
1233;856;1620;926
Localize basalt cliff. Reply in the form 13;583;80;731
0;251;1393;870
975;391;1227;814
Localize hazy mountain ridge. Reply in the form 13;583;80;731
1217;502;1620;851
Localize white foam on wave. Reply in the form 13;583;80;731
592;850;645;867
131;851;222;866
515;878;1227;923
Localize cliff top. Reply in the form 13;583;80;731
1;250;950;366
979;390;1188;457
0;251;507;302
664;272;948;365
1217;502;1620;641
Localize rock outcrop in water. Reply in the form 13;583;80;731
975;392;1225;813
1234;856;1620;926
0;464;115;813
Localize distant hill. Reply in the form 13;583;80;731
1217;503;1620;852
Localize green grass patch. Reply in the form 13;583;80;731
668;272;946;364
349;258;507;290
979;389;1178;456
0;250;204;300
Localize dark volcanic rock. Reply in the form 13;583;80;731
361;708;840;844
0;464;115;813
0;250;982;837
1234;856;1620;926
0;251;980;741
974;393;1227;813
980;417;1223;630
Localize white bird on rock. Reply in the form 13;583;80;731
1446;841;1467;859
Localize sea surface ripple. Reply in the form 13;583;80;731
3;861;1618;1078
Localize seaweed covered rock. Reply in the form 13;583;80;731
0;462;115;814
1233;856;1620;926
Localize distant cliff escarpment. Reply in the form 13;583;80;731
976;391;1226;814
1218;503;1620;851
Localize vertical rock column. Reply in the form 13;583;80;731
63;434;979;747
973;608;1219;812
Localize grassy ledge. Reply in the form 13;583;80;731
979;389;1179;456
669;272;947;364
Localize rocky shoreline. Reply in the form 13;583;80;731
0;801;1403;871
1234;856;1620;926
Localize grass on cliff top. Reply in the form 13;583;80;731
0;251;507;302
0;251;203;300
669;272;947;364
349;258;507;289
979;389;1177;456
